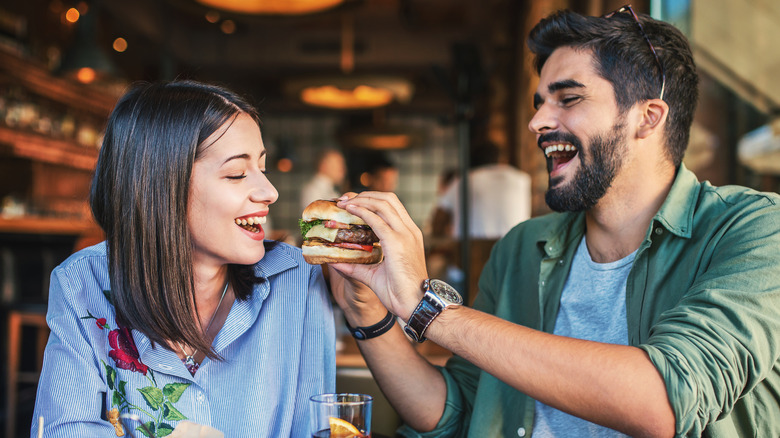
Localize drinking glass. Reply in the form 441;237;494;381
309;393;372;438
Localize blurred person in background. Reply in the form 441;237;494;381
361;153;400;193
32;80;335;437
432;141;531;239
300;148;347;210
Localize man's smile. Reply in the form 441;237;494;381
542;142;579;175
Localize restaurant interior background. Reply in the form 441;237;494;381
0;0;778;435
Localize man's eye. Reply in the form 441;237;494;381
226;174;246;180
561;96;582;106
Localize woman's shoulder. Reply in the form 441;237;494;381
51;241;111;302
54;242;108;272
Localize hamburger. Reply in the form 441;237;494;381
300;199;383;264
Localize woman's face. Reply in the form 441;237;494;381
188;113;278;269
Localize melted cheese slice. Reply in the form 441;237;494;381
305;224;339;242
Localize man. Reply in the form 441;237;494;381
329;7;780;438
433;141;531;239
300;148;347;210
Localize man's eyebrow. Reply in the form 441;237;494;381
533;79;587;110
548;79;585;93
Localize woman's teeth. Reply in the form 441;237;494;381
235;216;267;226
235;216;266;233
544;144;577;157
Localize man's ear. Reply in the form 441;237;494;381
636;99;669;139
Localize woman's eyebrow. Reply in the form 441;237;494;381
221;149;266;166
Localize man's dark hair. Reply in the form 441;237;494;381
527;9;699;166
90;80;269;360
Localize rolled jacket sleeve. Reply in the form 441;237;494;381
641;198;780;436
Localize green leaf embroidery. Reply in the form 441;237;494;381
162;401;187;421
163;383;190;403
137;422;155;437
157;423;175;437
138;386;164;411
118;380;127;396
112;391;122;407
105;362;117;391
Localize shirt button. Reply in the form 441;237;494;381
540;281;545;286
654;227;663;235
557;260;564;265
197;393;205;403
517;427;526;437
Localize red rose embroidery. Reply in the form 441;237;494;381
108;327;148;375
96;318;107;329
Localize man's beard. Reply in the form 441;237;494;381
544;121;628;212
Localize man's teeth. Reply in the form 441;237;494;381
544;144;577;157
234;216;267;226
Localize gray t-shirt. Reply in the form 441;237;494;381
532;237;636;437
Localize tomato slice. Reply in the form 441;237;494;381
335;242;373;252
323;220;351;229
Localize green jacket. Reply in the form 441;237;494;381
400;165;780;437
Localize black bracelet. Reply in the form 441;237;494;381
345;311;396;340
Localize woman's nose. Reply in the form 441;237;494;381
250;173;279;204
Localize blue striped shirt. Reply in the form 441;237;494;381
31;241;336;437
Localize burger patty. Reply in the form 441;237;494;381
334;228;379;245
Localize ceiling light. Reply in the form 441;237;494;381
58;9;118;84
194;0;346;15
336;123;425;150
287;75;413;110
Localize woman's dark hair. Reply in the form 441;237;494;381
527;9;699;166
90;80;268;360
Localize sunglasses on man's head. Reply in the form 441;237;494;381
603;4;666;100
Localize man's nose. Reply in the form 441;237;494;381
528;103;558;134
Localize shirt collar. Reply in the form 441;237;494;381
253;242;300;283
537;212;584;258
652;163;699;239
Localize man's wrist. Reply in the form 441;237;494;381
400;278;428;322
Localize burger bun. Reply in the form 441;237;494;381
302;199;366;225
302;240;382;265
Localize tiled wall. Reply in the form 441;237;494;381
260;113;459;240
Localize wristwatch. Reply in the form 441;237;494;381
403;279;463;343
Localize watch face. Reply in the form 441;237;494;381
430;279;463;305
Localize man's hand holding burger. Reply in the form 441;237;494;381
327;192;429;323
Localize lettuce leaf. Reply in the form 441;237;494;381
299;219;323;238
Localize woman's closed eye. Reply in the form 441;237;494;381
226;173;247;180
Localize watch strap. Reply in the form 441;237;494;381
403;292;441;343
345;310;396;340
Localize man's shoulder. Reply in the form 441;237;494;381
694;181;780;227
700;181;780;208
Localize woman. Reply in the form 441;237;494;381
31;81;335;437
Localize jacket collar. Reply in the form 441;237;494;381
536;163;701;257
652;163;699;239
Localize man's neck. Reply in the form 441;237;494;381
584;164;676;263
